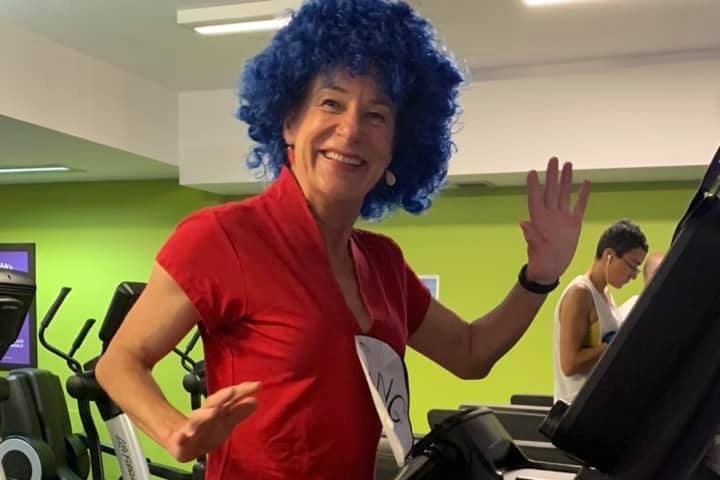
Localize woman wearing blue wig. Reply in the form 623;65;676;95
96;0;590;478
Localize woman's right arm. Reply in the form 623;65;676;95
95;262;259;462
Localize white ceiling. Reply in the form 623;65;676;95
1;0;720;186
0;115;177;184
2;0;720;91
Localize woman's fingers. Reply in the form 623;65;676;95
573;180;591;219
206;382;261;409
558;161;573;211
543;157;560;208
527;170;542;220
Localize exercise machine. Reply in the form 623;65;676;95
40;281;192;480
0;269;89;480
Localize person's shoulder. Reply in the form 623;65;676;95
569;281;592;293
566;281;592;297
166;198;262;246
560;281;594;308
183;196;263;226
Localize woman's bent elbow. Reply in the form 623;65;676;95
95;349;141;390
94;356;112;390
457;362;493;380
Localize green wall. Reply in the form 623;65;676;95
0;180;223;473
0;177;696;471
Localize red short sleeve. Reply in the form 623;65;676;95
156;209;245;333
404;261;431;336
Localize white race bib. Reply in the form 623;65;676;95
354;335;413;467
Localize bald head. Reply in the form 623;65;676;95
643;252;664;285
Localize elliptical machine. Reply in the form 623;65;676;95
40;282;192;480
0;269;90;480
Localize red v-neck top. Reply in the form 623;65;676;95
157;167;431;479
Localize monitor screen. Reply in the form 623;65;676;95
541;146;720;479
0;243;36;369
0;269;35;360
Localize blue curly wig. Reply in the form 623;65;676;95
237;0;464;220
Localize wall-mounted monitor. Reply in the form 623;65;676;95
0;243;36;369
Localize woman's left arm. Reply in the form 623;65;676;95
408;157;590;379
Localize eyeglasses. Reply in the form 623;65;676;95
619;256;640;275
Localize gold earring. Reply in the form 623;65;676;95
385;169;396;187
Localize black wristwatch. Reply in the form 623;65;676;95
518;264;559;294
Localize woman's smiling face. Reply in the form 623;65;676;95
283;68;397;207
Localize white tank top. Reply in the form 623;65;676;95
553;275;621;404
